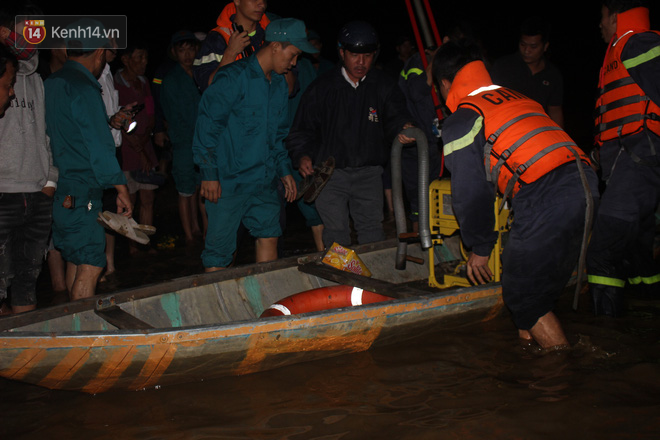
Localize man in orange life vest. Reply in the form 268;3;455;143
588;0;660;316
193;0;269;91
417;41;599;349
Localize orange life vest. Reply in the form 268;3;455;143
459;87;589;200
212;2;270;61
594;7;660;145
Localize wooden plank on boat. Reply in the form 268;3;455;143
94;307;154;330
297;262;428;299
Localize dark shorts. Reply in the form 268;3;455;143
203;187;281;268
52;193;106;268
0;192;53;306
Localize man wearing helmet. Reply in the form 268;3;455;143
287;21;413;248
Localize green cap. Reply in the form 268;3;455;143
265;18;317;54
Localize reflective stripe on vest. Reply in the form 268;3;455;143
595;29;660;144
459;87;588;200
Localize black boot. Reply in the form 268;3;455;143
590;284;625;317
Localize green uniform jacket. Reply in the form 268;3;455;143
160;63;201;150
44;60;125;196
192;55;293;196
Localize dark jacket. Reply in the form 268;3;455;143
286;65;411;169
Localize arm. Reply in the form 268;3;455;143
192;68;240;202
286;84;321;170
75;86;126;188
622;32;660;106
442;109;498;281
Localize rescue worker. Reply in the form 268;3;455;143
45;19;133;300
421;40;598;349
588;0;660;316
192;18;317;271
193;0;269;90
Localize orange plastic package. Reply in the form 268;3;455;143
321;242;372;277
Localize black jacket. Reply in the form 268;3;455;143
286;65;411;169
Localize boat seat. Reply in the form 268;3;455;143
94;306;154;330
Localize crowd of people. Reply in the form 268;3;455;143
0;0;658;353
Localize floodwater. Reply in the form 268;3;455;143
1;290;659;439
2;181;659;439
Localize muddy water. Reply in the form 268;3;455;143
1;291;659;440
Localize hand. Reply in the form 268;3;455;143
397;123;416;144
466;252;493;285
201;180;221;203
153;131;169;148
139;150;151;173
115;185;133;217
281;175;297;202
298;156;314;177
227;28;250;55
40;186;56;198
110;101;138;130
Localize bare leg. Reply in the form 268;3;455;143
204;266;224;273
105;233;116;274
47;248;67;292
255;237;278;263
526;311;569;349
68;263;103;301
189;191;201;237
139;188;155;227
178;194;195;243
311;224;325;252
11;304;36;314
384;188;394;218
128;192;139;255
198;190;208;240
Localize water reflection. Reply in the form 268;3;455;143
1;296;659;439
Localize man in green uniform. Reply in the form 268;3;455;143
45;19;132;300
193;18;317;271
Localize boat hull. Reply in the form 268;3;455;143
0;241;503;393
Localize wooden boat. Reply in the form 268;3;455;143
0;239;504;394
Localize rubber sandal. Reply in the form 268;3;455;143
297;156;335;203
97;211;151;245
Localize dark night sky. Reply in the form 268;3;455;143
43;0;659;146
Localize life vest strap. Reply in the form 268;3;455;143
595;94;649;117
498;141;576;210
483;112;546;183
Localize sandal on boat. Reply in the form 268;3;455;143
297;156;335;203
97;211;151;245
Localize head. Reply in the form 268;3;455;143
307;29;322;56
105;37;118;65
0;45;17;117
395;35;415;61
65;18;111;77
337;21;379;83
600;0;648;42
0;2;43;60
120;39;149;77
431;40;483;100
68;47;107;78
234;0;267;24
263;18;317;74
169;31;200;69
518;17;549;65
